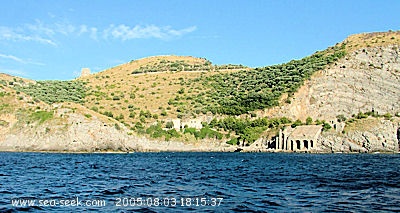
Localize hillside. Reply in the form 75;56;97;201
1;31;399;153
263;31;400;121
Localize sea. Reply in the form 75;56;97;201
0;152;399;212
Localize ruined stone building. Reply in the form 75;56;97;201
276;125;322;151
166;115;214;130
181;119;203;129
80;68;91;77
167;118;203;130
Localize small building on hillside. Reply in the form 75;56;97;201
169;119;181;130
80;68;91;77
276;125;322;151
181;119;203;129
166;118;204;130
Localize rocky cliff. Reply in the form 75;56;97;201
1;31;399;153
0;105;234;153
261;32;400;153
0;100;233;152
319;117;399;153
265;44;400;122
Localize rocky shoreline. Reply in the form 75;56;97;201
1;109;399;153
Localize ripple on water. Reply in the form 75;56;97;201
0;153;399;212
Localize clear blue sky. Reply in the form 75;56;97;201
0;0;399;80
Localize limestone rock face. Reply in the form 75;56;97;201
266;45;400;122
262;44;400;153
319;118;399;153
0;107;232;152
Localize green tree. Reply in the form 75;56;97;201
291;119;302;128
336;114;347;122
165;121;174;129
306;117;313;125
322;122;332;131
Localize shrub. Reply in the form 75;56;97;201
139;110;152;118
90;106;98;112
322;122;332;131
336;114;347;122
291;119;303;128
0;119;9;127
116;113;124;120
177;88;185;94
355;112;368;119
315;119;323;125
15;80;87;104
165;121;174;129
183;127;197;135
134;122;144;130
114;123;121;130
129;93;136;99
146;124;181;141
103;111;113;118
306;117;313;125
174;43;346;115
383;113;392;120
30;111;53;124
226;138;238;145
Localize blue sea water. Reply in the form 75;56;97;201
0;152;399;212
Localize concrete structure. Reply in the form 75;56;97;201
80;68;91;77
276;125;322;151
181;119;203;129
167;117;206;130
170;119;181;130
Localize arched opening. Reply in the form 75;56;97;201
291;140;294;151
296;140;301;150
310;140;314;148
304;140;309;149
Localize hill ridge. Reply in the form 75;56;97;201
1;31;399;153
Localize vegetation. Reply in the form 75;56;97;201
0;119;9;127
2;32;399;148
132;59;214;74
174;43;346;116
305;117;313;125
214;64;247;70
30;110;54;124
345;110;395;124
15;80;87;104
209;116;291;145
322;122;332;131
145;123;181;141
183;127;223;140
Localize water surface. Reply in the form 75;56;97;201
0;152;399;212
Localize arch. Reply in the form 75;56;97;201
296;140;301;150
310;140;314;148
304;140;309;149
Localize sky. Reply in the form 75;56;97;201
0;0;399;80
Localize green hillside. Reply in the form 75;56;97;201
171;43;346;116
2;42;347;146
